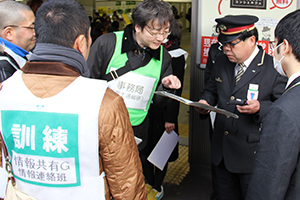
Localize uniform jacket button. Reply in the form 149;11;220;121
224;131;229;136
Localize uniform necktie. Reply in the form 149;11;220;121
235;62;245;85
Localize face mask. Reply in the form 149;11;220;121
272;42;287;77
273;55;286;77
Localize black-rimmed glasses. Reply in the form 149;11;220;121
220;39;243;49
4;25;35;30
144;26;171;38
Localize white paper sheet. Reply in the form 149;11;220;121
147;130;179;171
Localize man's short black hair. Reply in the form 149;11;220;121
275;9;300;62
132;0;174;30
35;0;90;48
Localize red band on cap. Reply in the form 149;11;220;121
221;24;255;35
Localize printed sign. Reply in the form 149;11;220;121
1;110;80;187
270;0;293;9
200;36;218;68
108;70;156;110
231;0;267;9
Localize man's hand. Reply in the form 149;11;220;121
236;99;260;114
165;122;175;133
195;99;210;115
162;75;181;89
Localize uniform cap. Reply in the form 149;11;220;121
216;15;259;44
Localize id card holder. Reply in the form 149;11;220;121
247;83;259;100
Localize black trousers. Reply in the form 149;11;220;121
135;106;168;192
214;159;252;200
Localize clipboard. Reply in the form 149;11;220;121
154;91;239;119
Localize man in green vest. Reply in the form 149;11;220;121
87;1;180;199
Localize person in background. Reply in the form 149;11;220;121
27;0;43;15
107;21;119;33
0;1;35;82
87;1;181;198
112;10;120;23
146;19;188;200
185;7;191;32
100;13;107;23
0;0;147;199
92;12;100;28
246;9;300;200
171;5;182;29
112;10;125;31
196;15;287;200
102;15;112;34
91;13;104;43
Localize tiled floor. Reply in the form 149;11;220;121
163;145;189;185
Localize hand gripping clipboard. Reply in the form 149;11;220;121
154;91;239;119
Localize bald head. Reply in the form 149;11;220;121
0;1;33;30
0;1;36;52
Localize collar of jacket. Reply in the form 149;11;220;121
22;62;80;77
121;23;161;61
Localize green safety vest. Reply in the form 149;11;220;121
106;31;162;126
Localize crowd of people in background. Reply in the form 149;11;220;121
3;0;300;200
91;10;126;44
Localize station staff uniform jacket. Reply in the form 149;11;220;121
246;75;300;200
200;46;287;173
0;62;147;200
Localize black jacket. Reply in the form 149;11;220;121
200;46;287;173
246;75;300;200
87;24;174;150
87;24;172;81
0;51;21;82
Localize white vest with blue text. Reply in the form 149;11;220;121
0;70;108;200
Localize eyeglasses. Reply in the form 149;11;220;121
144;26;171;38
4;25;35;30
270;41;283;51
221;39;243;49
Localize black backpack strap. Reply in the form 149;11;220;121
101;50;151;82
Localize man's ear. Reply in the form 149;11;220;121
282;39;291;56
73;34;86;55
135;24;141;34
249;35;256;47
0;27;14;42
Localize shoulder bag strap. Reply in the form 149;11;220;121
101;50;151;82
0;131;16;185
